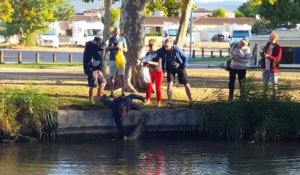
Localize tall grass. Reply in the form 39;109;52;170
202;77;300;142
0;87;59;142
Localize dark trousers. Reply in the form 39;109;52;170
228;68;246;99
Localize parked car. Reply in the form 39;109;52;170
211;34;226;42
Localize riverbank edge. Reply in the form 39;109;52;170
57;108;205;140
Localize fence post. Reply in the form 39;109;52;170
0;51;3;64
201;48;204;58
219;50;223;57
53;53;57;63
36;52;40;63
192;50;195;58
69;54;73;63
211;51;214;57
18;52;22;64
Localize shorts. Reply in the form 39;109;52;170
167;68;188;84
87;70;107;88
109;60;125;77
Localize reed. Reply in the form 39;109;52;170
0;87;59;142
201;77;300;142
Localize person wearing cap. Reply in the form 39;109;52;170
228;39;252;101
260;33;282;90
101;94;146;140
142;39;163;107
106;27;128;97
83;37;107;104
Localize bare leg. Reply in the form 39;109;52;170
109;76;115;97
120;75;125;96
184;83;192;103
167;82;173;106
89;87;94;104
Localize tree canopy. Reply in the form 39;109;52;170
238;0;300;28
1;0;75;46
0;0;14;22
237;0;259;18
211;8;226;18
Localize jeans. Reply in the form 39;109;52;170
262;70;278;89
228;68;246;100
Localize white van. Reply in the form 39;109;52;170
72;21;104;46
37;22;60;48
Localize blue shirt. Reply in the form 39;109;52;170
108;36;127;61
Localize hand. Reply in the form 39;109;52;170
264;53;269;58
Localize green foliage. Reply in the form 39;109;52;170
0;87;59;142
258;0;300;28
0;0;75;46
237;0;260;18
147;0;182;17
111;8;120;27
211;8;226;18
234;10;245;18
201;77;300;142
252;18;273;35
145;32;161;36
0;0;14;22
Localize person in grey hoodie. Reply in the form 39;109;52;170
228;39;252;101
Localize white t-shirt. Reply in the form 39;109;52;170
265;44;274;70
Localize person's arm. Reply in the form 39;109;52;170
266;45;282;62
128;94;146;103
141;52;158;63
106;38;114;52
175;46;187;66
101;95;114;107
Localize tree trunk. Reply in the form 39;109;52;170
102;0;112;77
120;0;147;93
175;0;194;48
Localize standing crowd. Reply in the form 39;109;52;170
83;28;282;139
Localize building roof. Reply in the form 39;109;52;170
193;17;256;25
145;16;256;26
70;15;101;22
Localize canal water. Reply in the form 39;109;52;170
0;140;300;175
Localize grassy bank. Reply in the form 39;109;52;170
0;87;59;142
200;78;300;142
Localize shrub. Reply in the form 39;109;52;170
202;77;300;142
0;87;59;142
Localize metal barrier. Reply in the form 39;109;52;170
0;50;75;64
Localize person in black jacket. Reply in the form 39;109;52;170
101;94;146;140
83;37;107;104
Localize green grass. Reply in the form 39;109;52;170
0;63;82;69
192;56;229;62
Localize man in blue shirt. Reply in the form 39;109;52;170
106;27;128;97
157;38;193;108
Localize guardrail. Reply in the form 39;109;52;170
183;48;230;58
0;50;74;64
0;48;229;64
